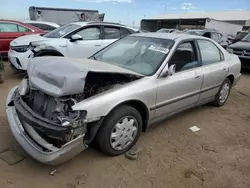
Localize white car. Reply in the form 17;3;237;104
23;20;60;31
8;22;139;71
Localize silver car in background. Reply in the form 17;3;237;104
6;33;241;165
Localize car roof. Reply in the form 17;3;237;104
22;20;60;28
131;32;205;41
71;21;138;31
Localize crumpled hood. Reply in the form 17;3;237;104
27;57;142;97
11;34;46;46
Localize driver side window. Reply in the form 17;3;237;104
168;41;199;73
76;27;101;40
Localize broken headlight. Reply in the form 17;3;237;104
52;98;87;128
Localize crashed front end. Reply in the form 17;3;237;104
6;85;89;165
6;57;141;165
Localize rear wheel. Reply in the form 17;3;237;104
96;105;142;156
213;78;231;107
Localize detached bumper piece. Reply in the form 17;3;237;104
6;88;87;165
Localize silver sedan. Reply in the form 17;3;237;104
6;33;241;165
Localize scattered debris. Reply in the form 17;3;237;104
75;174;87;185
200;143;217;153
0;148;25;165
189;126;200;132
184;169;205;182
49;169;57;176
235;89;249;96
125;147;142;160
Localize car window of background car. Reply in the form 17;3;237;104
44;24;80;38
93;36;174;76
18;25;31;32
242;33;250;41
0;23;18;32
77;27;101;40
211;33;219;41
104;27;120;39
197;40;222;65
29;23;56;31
168;42;198;72
120;28;131;38
236;32;248;39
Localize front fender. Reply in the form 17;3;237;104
72;77;157;121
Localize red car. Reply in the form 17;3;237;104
0;20;45;58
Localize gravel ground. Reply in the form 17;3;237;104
0;61;250;188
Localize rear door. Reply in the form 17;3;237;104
66;26;103;58
197;39;228;103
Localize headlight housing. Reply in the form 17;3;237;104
10;45;29;53
226;47;233;53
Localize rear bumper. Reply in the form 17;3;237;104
6;87;87;165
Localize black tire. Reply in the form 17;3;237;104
95;105;142;156
213;78;232;107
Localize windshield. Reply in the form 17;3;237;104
43;24;81;38
241;33;250;42
91;36;174;76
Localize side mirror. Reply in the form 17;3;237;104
70;34;83;42
168;64;176;76
161;64;176;77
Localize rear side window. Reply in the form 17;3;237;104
0;23;18;32
104;27;120;39
197;40;223;65
120;28;131;38
18;25;31;32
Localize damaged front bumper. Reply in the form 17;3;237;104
6;87;87;165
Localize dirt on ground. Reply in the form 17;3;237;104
0;61;250;188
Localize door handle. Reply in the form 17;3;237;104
95;45;101;47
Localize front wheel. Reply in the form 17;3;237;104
96;105;142;156
213;78;231;107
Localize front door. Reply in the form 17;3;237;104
155;41;203;118
67;26;103;58
196;39;229;103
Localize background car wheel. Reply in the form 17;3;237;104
96;105;142;156
213;78;231;107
